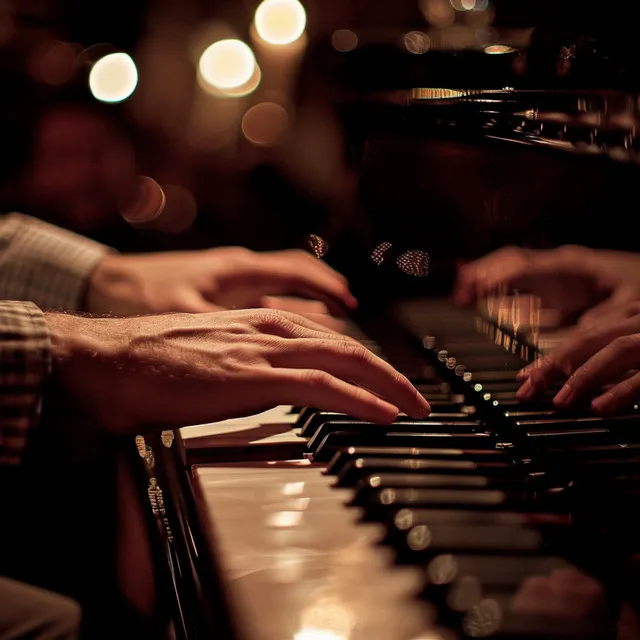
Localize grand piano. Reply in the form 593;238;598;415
135;4;640;639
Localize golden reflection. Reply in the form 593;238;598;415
427;554;458;585
404;31;431;54
484;44;515;55
462;598;503;637
397;250;430;276
282;481;305;496
296;598;355;640
371;242;393;265
266;510;303;528
307;234;330;258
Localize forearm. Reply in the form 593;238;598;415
0;213;112;310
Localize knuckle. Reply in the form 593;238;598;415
302;369;332;388
611;333;640;353
337;339;370;361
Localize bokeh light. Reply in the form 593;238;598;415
331;29;358;52
241;102;289;146
484;44;514;54
403;31;430;54
254;0;306;46
89;52;138;103
199;39;256;90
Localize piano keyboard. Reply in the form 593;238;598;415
144;299;640;640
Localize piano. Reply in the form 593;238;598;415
134;6;640;640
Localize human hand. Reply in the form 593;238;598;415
87;247;357;321
46;308;430;432
516;308;640;415
512;568;606;619
452;245;640;324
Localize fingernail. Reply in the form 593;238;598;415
515;368;530;382
347;295;359;309
591;394;611;415
553;384;573;407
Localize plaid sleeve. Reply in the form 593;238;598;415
0;213;111;311
0;301;51;466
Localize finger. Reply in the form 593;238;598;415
591;369;640;416
261;296;331;316
296;313;348;334
511;576;553;614
247;308;353;339
168;289;225;314
553;334;640;409
518;317;640;400
267;339;430;419
262;252;358;309
268;368;402;424
579;297;640;328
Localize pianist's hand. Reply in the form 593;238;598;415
45;308;430;431
87;247;356;328
452;245;640;324
516;307;640;415
512;568;606;619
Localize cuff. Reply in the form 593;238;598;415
0;213;112;311
0;301;51;465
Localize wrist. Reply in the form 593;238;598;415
44;313;132;427
87;254;142;316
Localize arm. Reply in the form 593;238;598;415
0;213;110;311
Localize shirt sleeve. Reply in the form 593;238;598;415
0;213;111;311
0;301;51;466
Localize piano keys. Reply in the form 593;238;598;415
139;298;640;640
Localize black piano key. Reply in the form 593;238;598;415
324;446;509;477
334;456;513;487
424;554;573;591
394;523;544;560
305;420;485;451
298;411;475;438
308;430;498;462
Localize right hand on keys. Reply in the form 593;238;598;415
46;308;430;432
452;245;640;325
516;304;640;415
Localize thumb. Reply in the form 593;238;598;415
171;290;226;314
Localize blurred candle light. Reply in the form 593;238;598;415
198;39;257;90
89;52;138;103
254;0;306;46
331;29;358;52
241;102;289;146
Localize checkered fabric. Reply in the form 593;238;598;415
0;302;51;465
0;213;109;310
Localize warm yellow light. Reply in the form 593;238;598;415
89;52;138;103
484;44;515;54
198;39;256;90
254;0;306;46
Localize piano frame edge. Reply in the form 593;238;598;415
136;430;245;640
